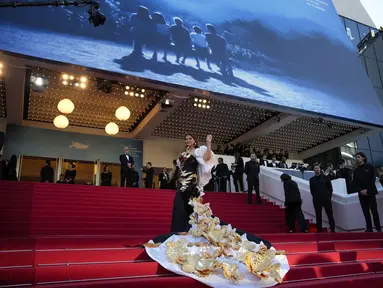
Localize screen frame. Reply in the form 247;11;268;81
1;49;382;130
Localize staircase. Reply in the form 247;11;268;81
1;181;383;287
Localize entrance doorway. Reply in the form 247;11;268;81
19;156;57;182
63;160;94;185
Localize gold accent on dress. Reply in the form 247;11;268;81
222;262;244;284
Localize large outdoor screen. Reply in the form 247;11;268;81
1;0;382;126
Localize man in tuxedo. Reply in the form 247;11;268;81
214;157;229;192
245;153;261;204
119;146;134;187
260;154;268;167
268;157;278;168
159;167;169;189
310;163;335;233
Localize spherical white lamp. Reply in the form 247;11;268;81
105;122;119;135
53;115;69;129
57;99;75;114
115;106;131;121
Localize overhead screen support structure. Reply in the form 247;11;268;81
0;1;99;8
0;1;105;26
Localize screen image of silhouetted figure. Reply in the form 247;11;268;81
120;146;134;187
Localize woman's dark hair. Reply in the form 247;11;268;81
9;155;17;169
103;165;109;172
69;162;76;169
356;152;367;162
185;134;199;148
280;173;291;182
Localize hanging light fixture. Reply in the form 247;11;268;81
105;122;119;135
53;115;69;129
115;106;131;121
57;99;75;114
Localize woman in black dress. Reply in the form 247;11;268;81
101;165;112;186
7;155;18;181
64;162;77;184
152;134;271;248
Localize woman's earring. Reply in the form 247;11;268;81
194;143;196;146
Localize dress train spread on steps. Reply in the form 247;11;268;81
145;145;290;287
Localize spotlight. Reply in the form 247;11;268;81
130;92;134;96
124;91;129;95
80;83;86;89
69;75;74;80
141;89;145;93
62;81;68;85
135;93;139;97
160;98;173;109
80;76;87;83
30;75;48;92
125;86;130;90
35;77;43;86
88;4;106;27
62;74;69;80
75;82;79;87
193;97;211;109
140;94;144;98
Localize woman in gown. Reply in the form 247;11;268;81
152;133;272;247
146;134;289;287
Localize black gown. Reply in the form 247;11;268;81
152;151;272;248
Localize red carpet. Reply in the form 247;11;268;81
1;181;383;287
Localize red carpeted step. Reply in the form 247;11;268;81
262;233;383;243
30;247;383;267
32;259;383;284
11;273;383;288
0;267;35;286
35;262;171;283
0;251;34;267
0;237;35;251
284;261;383;281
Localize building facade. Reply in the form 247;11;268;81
336;1;383;167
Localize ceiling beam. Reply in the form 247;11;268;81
228;113;299;144
22;120;134;138
3;65;25;125
297;128;383;159
132;93;187;139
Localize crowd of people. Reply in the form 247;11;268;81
1;145;383;233
128;6;233;76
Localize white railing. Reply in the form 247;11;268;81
217;154;383;231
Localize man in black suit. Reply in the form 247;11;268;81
260;154;268;167
353;152;381;232
245;153;261;204
40;160;54;183
119;146;134;187
267;157;278;168
159;167;169;189
309;163;335;233
214;157;229;192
